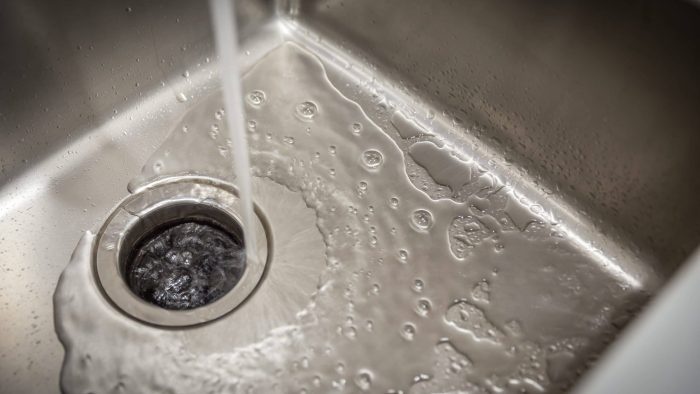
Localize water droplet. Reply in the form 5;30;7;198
361;149;383;169
354;371;372;391
152;161;163;174
247;120;257;132
359;181;367;191
181;125;189;133
398;249;408;262
351;122;363;134
283;136;295;144
504;319;523;337
411;209;434;231
329;168;336;176
416;299;432;317
401;323;416;341
214;108;225;120
295;101;318;120
209;124;220;139
175;92;188;102
329;145;337;155
371;284;380;294
182;70;190;78
471;279;490;303
413;279;424;292
390;197;400;209
246;90;266;107
343;326;357;340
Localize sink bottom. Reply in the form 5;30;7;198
53;40;654;393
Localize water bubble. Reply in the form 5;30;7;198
214;108;225;120
181;125;189;133
329;168;336;176
329;145;337;155
175;92;188;102
246;90;266;107
401;323;416;341
283;136;295;144
415;298;432;317
411;209;434;231
351;122;363;134
354;371;372;391
182;70;190;78
295;101;318;120
390;197;400;209
361;149;383;169
359;181;368;191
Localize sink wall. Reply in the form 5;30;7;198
293;0;700;275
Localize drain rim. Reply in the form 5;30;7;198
94;176;270;327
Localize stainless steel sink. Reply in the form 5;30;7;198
2;0;700;392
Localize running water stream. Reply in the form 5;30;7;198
209;0;257;261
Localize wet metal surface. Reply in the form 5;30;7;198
2;0;700;392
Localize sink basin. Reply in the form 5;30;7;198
2;0;700;392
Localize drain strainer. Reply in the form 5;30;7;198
95;177;269;327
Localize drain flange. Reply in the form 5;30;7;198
95;177;269;327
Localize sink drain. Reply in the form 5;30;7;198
95;177;269;327
123;206;246;311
